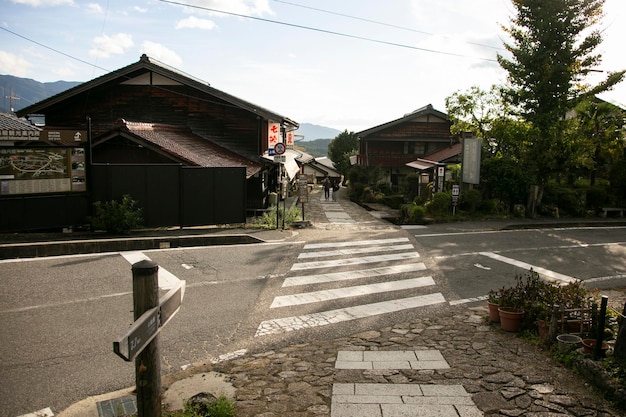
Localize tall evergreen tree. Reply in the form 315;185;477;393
497;0;624;183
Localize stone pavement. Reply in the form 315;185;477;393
16;185;626;417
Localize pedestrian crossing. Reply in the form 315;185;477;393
255;237;446;337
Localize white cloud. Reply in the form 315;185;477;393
10;0;73;6
86;3;102;14
176;16;217;30
133;6;147;13
89;33;134;58
0;51;33;77
141;41;183;67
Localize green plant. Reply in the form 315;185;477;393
90;194;143;234
425;192;452;216
184;395;235;417
253;205;302;229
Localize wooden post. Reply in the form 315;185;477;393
132;260;161;417
595;295;608;359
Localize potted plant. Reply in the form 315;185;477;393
487;288;501;323
497;285;526;332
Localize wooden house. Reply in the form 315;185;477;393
355;104;458;185
5;55;298;231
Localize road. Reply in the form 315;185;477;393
1;223;625;416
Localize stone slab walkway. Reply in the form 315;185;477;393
331;350;482;417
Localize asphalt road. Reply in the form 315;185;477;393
1;223;625;416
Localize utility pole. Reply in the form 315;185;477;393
4;87;20;112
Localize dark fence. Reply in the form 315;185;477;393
0;164;246;232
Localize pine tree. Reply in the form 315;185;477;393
497;0;624;184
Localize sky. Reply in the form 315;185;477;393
1;0;625;132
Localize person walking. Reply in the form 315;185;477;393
323;177;331;201
332;179;339;201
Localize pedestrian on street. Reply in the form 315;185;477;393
323;177;331;201
332;179;339;201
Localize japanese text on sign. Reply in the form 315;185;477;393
268;122;280;149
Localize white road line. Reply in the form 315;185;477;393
255;293;446;336
291;252;420;271
449;295;489;305
304;238;409;250
120;251;181;290
271;276;436;308
283;263;428;287
480;251;579;284
17;407;54;417
298;244;415;259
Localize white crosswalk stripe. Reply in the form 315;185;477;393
297;243;415;259
282;263;428;287
271;276;436;308
256;237;446;337
292;252;420;271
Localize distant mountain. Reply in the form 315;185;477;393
296;123;341;141
296;138;331;158
0;75;81;113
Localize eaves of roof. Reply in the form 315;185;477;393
422;142;462;162
16;55;298;128
356;104;449;138
94;119;262;178
0;113;41;132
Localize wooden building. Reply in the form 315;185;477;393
5;55;299;231
355;104;457;185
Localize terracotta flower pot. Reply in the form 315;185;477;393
498;308;524;332
581;338;609;355
488;302;500;323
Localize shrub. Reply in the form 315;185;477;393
426;192;451;216
460;188;482;212
253;205;302;229
90;194;143;234
399;203;425;224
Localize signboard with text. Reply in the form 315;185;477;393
0;147;86;195
268;122;280;150
462;138;482;184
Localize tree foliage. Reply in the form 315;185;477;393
328;130;358;176
497;0;625;183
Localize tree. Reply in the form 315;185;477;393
328;130;358;176
446;85;530;159
573;99;626;185
497;0;625;184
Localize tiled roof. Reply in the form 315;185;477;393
113;119;262;178
423;142;462;162
0;113;41;132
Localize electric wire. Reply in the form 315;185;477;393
271;0;506;51
158;0;497;62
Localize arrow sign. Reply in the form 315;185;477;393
113;281;186;361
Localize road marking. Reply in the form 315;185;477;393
0;291;132;314
210;349;248;364
291;252;420;271
474;263;491;270
271;276;435;308
17;407;54;417
283;263;427;287
298;243;415;259
449;295;488;306
304;237;409;250
255;293;446;336
480;251;578;284
120;251;181;290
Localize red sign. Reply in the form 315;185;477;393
268;122;280;148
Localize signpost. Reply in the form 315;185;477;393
113;261;185;417
452;185;460;216
113;283;185;362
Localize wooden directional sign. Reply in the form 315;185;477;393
114;307;159;362
114;281;185;362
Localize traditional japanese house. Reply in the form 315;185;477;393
355;104;457;186
7;55;298;231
